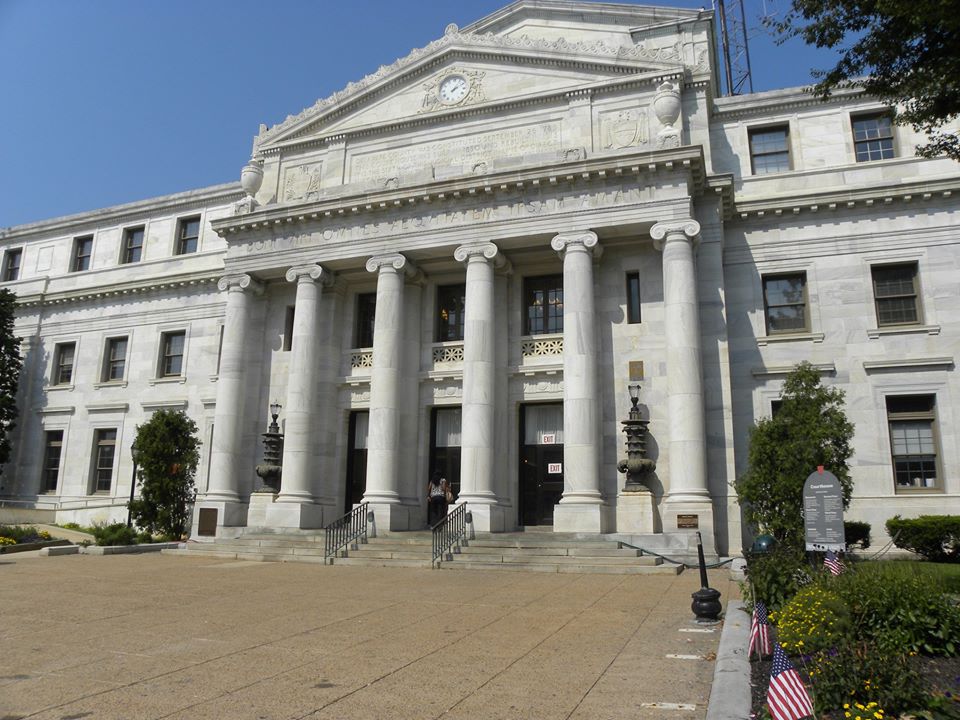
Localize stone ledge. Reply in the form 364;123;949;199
81;542;181;556
39;544;81;556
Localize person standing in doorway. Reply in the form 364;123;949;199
426;470;450;526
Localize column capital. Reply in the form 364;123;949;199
551;230;600;256
454;242;512;273
285;263;334;286
217;273;264;295
365;253;422;282
650;220;701;251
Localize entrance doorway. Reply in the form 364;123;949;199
519;403;564;526
344;411;368;514
429;407;461;500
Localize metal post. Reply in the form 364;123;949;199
690;531;722;622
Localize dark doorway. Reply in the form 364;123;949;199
519;403;564;526
429;406;461;500
344;411;368;514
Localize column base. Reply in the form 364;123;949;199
265;498;328;529
662;497;716;554
366;501;418;532
615;490;661;534
191;499;249;539
552;502;612;533
459;502;508;533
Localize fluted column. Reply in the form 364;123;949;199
651;220;712;527
551;231;606;533
454;242;510;531
205;273;263;509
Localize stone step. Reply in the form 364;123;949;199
329;556;432;569
435;560;681;575
448;552;661;566
457;545;640;558
164;548;327;564
465;538;623;549
343;549;434;560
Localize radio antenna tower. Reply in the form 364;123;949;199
715;0;754;95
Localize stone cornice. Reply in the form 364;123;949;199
712;84;868;121
463;1;703;35
14;271;221;308
213;146;710;237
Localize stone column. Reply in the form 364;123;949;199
363;253;420;530
267;264;333;529
651;220;714;546
550;231;606;533
454;242;510;532
200;273;263;530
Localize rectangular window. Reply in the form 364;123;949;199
122;226;144;264
749;125;791;174
176;216;200;255
72;235;93;272
53;342;76;385
42;430;64;493
159;331;185;377
626;272;641;324
436;284;466;342
762;273;808;334
355;292;376;348
2;248;22;281
93;428;117;493
887;395;940;491
283;306;295;352
524;274;563;335
102;336;128;382
853;112;895;162
872;262;920;327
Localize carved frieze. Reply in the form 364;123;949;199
602;109;650;150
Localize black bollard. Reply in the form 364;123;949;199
690;531;722;622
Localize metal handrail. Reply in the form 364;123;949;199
432;502;468;565
324;502;369;561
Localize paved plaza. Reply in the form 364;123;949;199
0;552;738;719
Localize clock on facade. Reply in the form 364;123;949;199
438;74;469;104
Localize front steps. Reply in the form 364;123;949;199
167;530;682;575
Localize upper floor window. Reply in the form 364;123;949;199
524;274;563;335
2;248;22;281
355;292;376;348
887;395;940;491
625;272;641;324
749;125;791;174
122;226;144;264
436;284;466;342
159;331;185;377
872;262;920;327
852;112;895;162
92;428;117;493
176;216;200;255
762;272;808;334
102;336;128;382
72;235;93;272
42;430;64;493
53;342;76;385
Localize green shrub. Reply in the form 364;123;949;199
136;531;153;544
743;546;810;612
91;523;138;547
774;584;852;653
60;522;81;530
887;515;960;563
0;524;41;543
845;520;871;551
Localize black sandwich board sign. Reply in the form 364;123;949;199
803;467;845;552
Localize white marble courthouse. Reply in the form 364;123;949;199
2;0;959;555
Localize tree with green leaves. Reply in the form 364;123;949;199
768;0;960;160
128;409;200;539
0;288;22;476
735;362;855;549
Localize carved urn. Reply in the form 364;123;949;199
240;158;264;199
652;81;681;132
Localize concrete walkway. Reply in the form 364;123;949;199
0;551;739;720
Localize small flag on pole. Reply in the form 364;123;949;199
824;549;846;576
748;600;772;659
767;644;815;720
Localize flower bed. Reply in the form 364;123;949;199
0;525;70;554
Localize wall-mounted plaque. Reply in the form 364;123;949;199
677;514;699;529
197;508;218;537
629;361;645;381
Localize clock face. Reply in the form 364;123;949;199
439;75;469;104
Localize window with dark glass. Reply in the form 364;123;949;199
93;428;117;493
42;430;64;493
72;235;93;272
53;342;76;385
436;284;466;342
159;331;185;377
887;395;940;491
2;248;22;281
355;293;376;348
524;274;563;335
283;306;295;352
102;337;128;382
762;273;808;334
872;262;920;326
749;125;791;174
853;113;895;162
122;226;144;264
176;216;200;255
626;272;641;324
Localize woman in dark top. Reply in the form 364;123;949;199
426;470;450;526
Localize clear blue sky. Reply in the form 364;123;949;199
0;0;836;229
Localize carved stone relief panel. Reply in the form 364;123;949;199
282;161;323;203
419;68;487;114
601;108;650;150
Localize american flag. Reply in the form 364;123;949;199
824;550;846;576
767;644;815;720
748;600;772;659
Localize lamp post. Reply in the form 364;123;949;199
126;441;139;528
255;401;284;492
617;383;656;491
